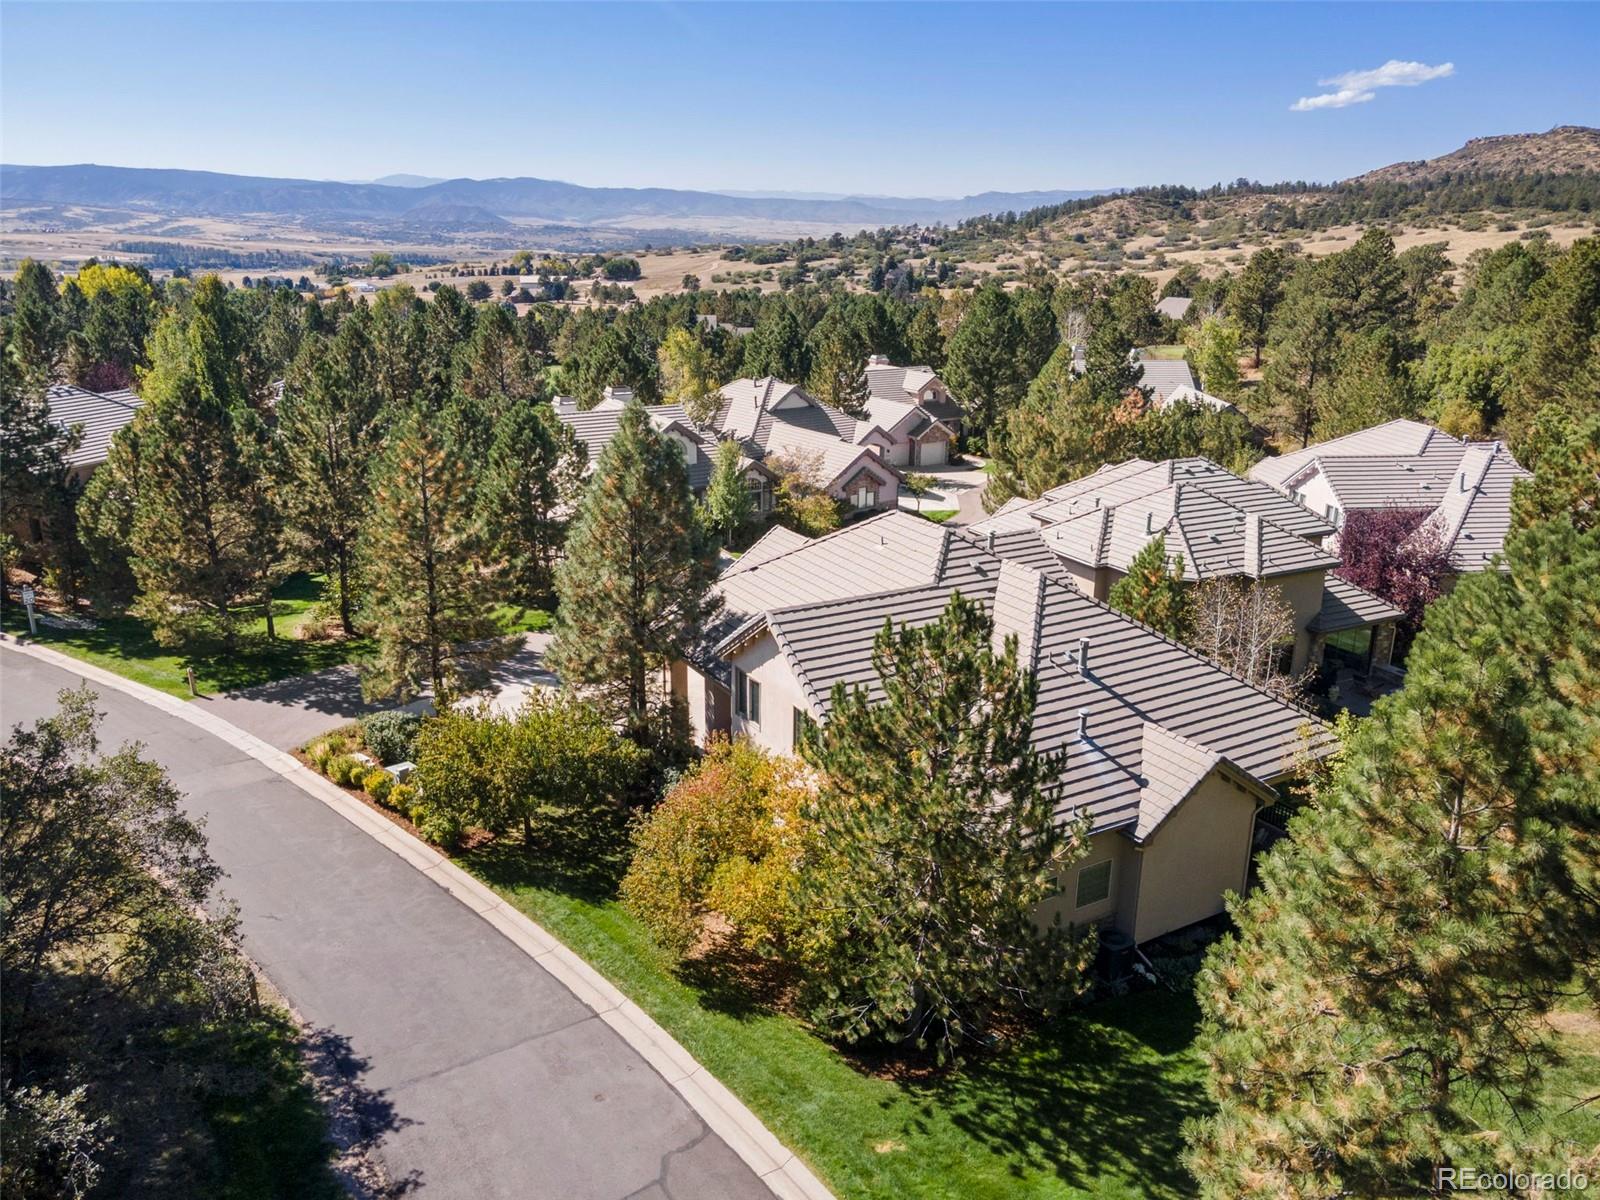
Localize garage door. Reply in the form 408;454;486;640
919;439;947;467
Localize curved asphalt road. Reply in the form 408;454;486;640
1;646;769;1200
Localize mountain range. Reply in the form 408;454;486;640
0;163;1108;232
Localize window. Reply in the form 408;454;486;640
792;706;815;748
1076;860;1113;908
853;485;877;510
733;667;760;723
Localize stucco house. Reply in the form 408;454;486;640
860;356;962;465
671;510;1334;945
43;383;143;484
974;457;1404;679
1247;419;1531;575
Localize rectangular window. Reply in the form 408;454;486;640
854;485;876;509
733;667;748;718
747;678;761;724
1076;860;1113;908
792;706;814;748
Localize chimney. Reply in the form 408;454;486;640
867;353;890;367
1077;636;1091;673
602;384;634;406
1244;513;1263;577
1077;709;1090;740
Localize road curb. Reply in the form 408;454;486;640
2;635;834;1200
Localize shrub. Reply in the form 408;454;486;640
418;809;465;851
621;738;813;959
364;769;393;804
360;710;423;765
326;755;365;787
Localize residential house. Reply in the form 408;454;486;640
554;386;779;514
973;456;1403;678
1154;296;1193;322
1130;355;1197;406
671;510;1335;945
860;355;963;464
1247;419;1531;574
8;383;142;559
1155;384;1236;414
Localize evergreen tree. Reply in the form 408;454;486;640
985;346;1129;509
547;401;721;730
1108;534;1189;638
357;406;499;701
702;439;754;543
1507;237;1600;441
1512;403;1600;533
944;284;1025;435
1013;287;1061;385
1081;298;1142;405
905;301;946;370
742;302;809;382
75;420;142;609
806;308;869;417
123;277;277;648
1185;517;1600;1198
475;399;586;606
0;317;77;573
9;259;67;385
456;302;542;407
1312;327;1421;440
797;592;1093;1064
275;311;383;634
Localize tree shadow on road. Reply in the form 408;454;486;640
301;1026;422;1199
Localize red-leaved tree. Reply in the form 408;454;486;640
1334;507;1453;659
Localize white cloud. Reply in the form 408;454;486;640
1291;59;1454;112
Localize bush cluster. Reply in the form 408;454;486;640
359;710;423;765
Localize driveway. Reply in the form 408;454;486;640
1;645;768;1200
898;456;991;526
201;634;558;750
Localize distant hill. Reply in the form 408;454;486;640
1352;125;1600;185
368;173;448;188
0;163;1110;235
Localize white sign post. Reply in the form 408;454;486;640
20;584;37;636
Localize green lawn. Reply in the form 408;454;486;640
914;508;960;524
464;839;1208;1200
5;576;552;700
5;573;371;699
1138;345;1189;361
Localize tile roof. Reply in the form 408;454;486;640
1154;296;1193;321
44;384;142;468
555;400;714;490
1410;443;1531;572
1133;358;1196;402
862;363;963;424
1311;576;1405;634
972;457;1338;580
711;510;1333;837
1247;419;1449;491
1156;384;1236;414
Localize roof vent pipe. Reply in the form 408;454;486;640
1077;636;1091;673
1145;511;1156;535
986;530;996;553
1460;470;1468;492
1077;709;1090;740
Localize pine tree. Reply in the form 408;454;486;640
9;259;67;385
547;401;721;730
944;284;1025;435
806;309;869;417
701;439;754;544
456;302;543;407
1513;403;1600;532
475;399;586;606
743;302;809;382
797;592;1093;1064
1108;534;1189;638
0;316;77;572
905;301;946;371
1185;517;1600;1198
358;406;499;701
124;277;277;649
276;311;383;634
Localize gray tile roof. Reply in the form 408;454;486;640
973;457;1338;581
1133;358;1196;402
1411;443;1531;572
1248;419;1447;492
862;363;963;425
45;384;142;468
1154;296;1193;321
554;399;715;490
1312;576;1405;634
1156;384;1235;414
711;511;1333;837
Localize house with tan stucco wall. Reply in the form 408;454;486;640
672;511;1336;946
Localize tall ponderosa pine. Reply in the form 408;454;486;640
1185;517;1600;1198
475;399;586;606
1108;534;1189;638
548;401;720;729
1512;403;1599;532
9;259;67;386
798;592;1093;1064
358;405;499;701
944;284;1026;436
742;303;809;383
1;316;78;572
985;346;1128;509
805;309;870;417
124;277;278;648
275;311;383;634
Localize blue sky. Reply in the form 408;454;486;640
3;2;1596;196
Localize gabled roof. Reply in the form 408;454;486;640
862;363;962;423
1133;358;1196;402
1410;443;1531;572
1248;419;1454;493
1153;296;1193;321
972;457;1338;581
44;384;142;468
555;399;715;490
1157;384;1235;414
709;510;1333;837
